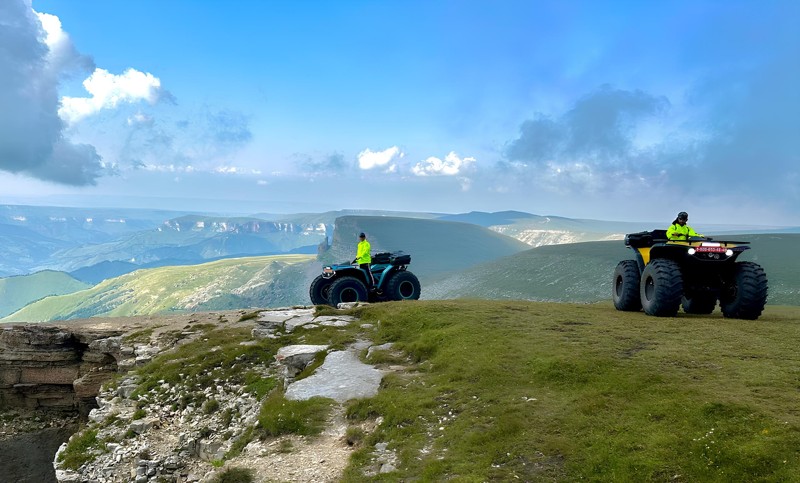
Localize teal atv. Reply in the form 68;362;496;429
310;251;421;306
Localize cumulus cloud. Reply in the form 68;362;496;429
412;151;476;176
0;0;103;185
35;10;93;75
357;146;403;171
59;68;167;124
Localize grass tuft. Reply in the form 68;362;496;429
57;429;106;470
211;467;255;483
258;392;333;437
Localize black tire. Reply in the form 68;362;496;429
720;262;768;320
640;259;683;317
309;275;334;305
682;291;717;314
386;271;421;301
612;260;642;311
327;276;369;306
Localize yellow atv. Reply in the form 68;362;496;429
612;230;768;319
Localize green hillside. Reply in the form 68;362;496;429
0;271;90;318
324;216;531;279
2;255;315;323
426;234;800;305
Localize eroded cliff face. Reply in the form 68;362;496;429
0;324;124;414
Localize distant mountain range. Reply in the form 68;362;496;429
38;215;327;274
2;205;798;323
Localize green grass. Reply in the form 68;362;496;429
130;327;280;401
211;467;255;483
258;392;333;437
57;428;106;470
341;300;800;481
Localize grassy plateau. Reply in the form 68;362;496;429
340;300;800;481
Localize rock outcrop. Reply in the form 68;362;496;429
0;325;125;414
52;307;393;483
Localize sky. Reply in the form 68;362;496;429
1;0;799;224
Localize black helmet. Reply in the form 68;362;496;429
677;211;688;221
359;232;366;238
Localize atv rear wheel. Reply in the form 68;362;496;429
612;260;642;311
327;276;369;307
682;291;717;314
309;275;334;305
720;261;768;320
640;259;683;317
386;271;421;301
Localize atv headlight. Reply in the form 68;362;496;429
688;248;696;255
725;249;734;257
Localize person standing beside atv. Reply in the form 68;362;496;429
354;232;375;288
667;211;703;240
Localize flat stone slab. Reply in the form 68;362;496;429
284;314;317;332
257;308;315;324
275;344;329;371
285;351;383;403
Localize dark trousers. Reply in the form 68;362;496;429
360;263;375;287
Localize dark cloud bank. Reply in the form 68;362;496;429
0;0;103;185
504;5;800;213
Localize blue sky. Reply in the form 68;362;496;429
1;0;798;224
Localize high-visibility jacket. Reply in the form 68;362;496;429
356;240;371;264
667;223;702;240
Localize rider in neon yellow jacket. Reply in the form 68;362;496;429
355;232;374;287
667;211;703;240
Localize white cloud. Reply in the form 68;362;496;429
36;12;67;51
59;68;164;124
412;151;476;176
140;164;195;173
127;112;153;126
214;166;262;175
357;146;403;170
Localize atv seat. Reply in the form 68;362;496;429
626;230;669;248
625;231;653;248
650;229;668;241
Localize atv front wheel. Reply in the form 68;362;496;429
640;259;683;317
309;275;334;305
612;260;642;311
720;261;768;320
386;271;421;301
328;276;369;306
682;291;717;314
